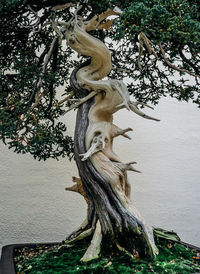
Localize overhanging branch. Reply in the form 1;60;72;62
178;47;200;76
159;43;200;79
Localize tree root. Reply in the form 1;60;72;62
65;218;89;241
81;220;102;262
64;218;156;262
116;243;134;259
153;227;181;242
65;227;93;245
64;222;181;262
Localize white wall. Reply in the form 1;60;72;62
1;97;200;255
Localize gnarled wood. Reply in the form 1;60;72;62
64;9;159;259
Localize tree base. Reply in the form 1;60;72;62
10;231;200;274
64;223;178;262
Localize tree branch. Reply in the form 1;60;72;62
178;46;200;76
84;9;121;32
62;90;99;114
51;2;73;11
138;32;158;70
159;43;200;79
30;37;58;112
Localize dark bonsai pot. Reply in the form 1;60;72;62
1;240;200;274
0;242;59;274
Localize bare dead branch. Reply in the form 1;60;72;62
62;90;99;114
57;91;74;106
129;101;160;121
159;43;200;79
65;176;89;204
51;2;73;11
84;9;121;32
138;32;158;70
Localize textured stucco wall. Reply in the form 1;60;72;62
1;97;200;254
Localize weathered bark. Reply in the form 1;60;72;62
64;9;159;260
73;99;156;259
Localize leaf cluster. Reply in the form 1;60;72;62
109;0;200;105
0;0;199;160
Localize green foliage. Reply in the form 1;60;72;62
0;0;77;160
0;0;199;160
110;0;200;105
14;239;200;273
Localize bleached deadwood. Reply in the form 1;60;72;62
62;90;99;114
80;134;106;161
57;91;74;106
65;218;89;242
51;20;64;44
51;2;73;11
111;126;133;140
84;9;121;32
115;161;141;173
129;101;160;121
138;32;158;70
63;7;159;259
65;176;89;205
81;220;102;262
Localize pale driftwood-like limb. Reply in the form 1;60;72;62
81;220;102;262
80;134;105;161
65;176;89;205
57;91;74;106
111;126;133;140
65;227;93;245
42;37;58;76
62;90;99;114
115;162;141;173
51;20;64;44
113;6;123;15
121;128;133;140
129;101;160;121
97;19;115;30
68;98;79;102
111;81;130;110
159;43;200;78
65;8;159;259
84;9;120;32
51;2;73;11
138;32;158;70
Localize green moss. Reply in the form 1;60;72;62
14;238;200;273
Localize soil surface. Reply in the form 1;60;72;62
14;238;200;273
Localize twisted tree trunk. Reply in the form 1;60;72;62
64;10;159;261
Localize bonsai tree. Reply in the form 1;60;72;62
0;0;199;261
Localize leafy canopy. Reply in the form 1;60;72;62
0;0;199;160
